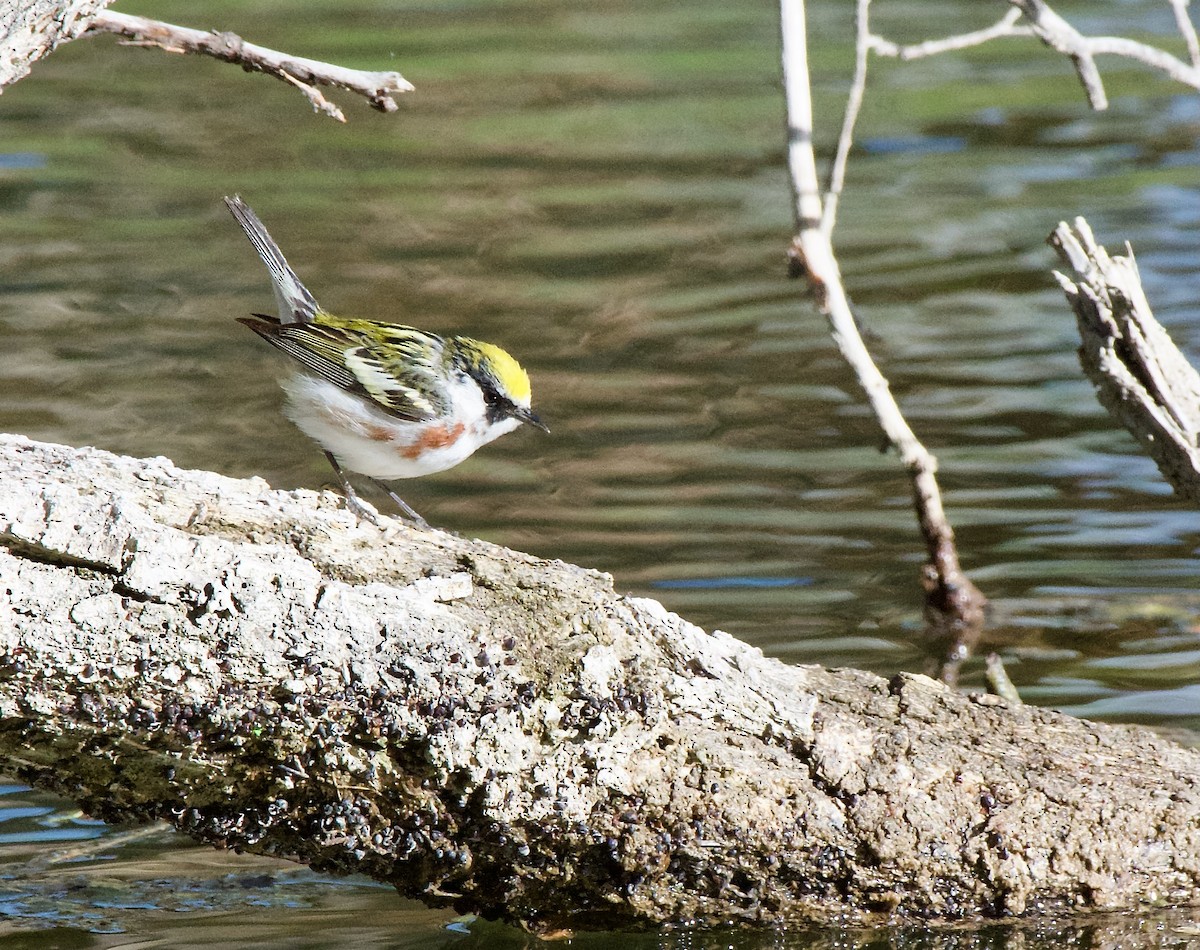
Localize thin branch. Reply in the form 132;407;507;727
1006;0;1106;108
1171;0;1200;69
780;0;986;665
820;0;871;237
985;653;1023;704
278;69;345;122
780;0;823;228
1010;0;1200;110
86;11;414;121
871;1;1200;113
869;8;1031;61
1082;33;1200;86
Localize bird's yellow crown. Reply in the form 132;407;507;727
465;340;532;406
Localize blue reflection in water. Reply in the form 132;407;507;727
860;135;966;155
0;152;46;168
0;827;104;845
652;576;814;590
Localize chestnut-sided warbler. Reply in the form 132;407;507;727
224;195;546;526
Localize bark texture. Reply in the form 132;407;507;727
1;433;1199;931
1049;218;1200;503
0;0;111;88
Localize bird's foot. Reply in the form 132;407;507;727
372;479;431;530
322;453;431;530
339;485;383;526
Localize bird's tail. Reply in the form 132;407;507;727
224;195;320;324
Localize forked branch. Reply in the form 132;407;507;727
780;0;986;674
869;0;1200;112
804;0;1200;672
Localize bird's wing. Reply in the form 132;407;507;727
238;316;448;422
225;196;320;325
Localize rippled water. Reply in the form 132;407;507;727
1;0;1199;943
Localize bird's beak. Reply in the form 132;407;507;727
514;407;549;433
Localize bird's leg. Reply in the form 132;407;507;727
323;451;381;525
370;479;430;530
323;453;430;529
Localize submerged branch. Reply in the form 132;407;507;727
86;11;414;121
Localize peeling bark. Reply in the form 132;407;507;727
0;433;1199;931
1049;218;1200;504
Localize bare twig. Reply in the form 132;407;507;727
985;653;1023;704
780;0;986;665
86;11;414;121
278;69;345;122
1010;0;1200;110
1172;0;1200;69
1171;0;1200;67
780;0;823;228
869;8;1031;61
1048;219;1200;504
871;0;1200;112
1007;0;1109;107
821;0;871;236
1080;32;1200;86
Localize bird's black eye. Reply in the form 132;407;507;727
457;353;522;424
485;393;519;425
476;376;516;424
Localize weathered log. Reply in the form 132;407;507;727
1049;218;1200;504
1;433;1199;931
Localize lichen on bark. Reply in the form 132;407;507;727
1;433;1199;931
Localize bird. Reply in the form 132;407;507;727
224;195;546;526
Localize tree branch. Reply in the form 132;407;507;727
1048;218;1200;504
781;0;986;673
869;8;1032;61
4;433;1200;929
870;0;1200;112
820;0;871;237
973;0;1200;110
1007;0;1110;107
86;11;414;121
1172;0;1200;69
